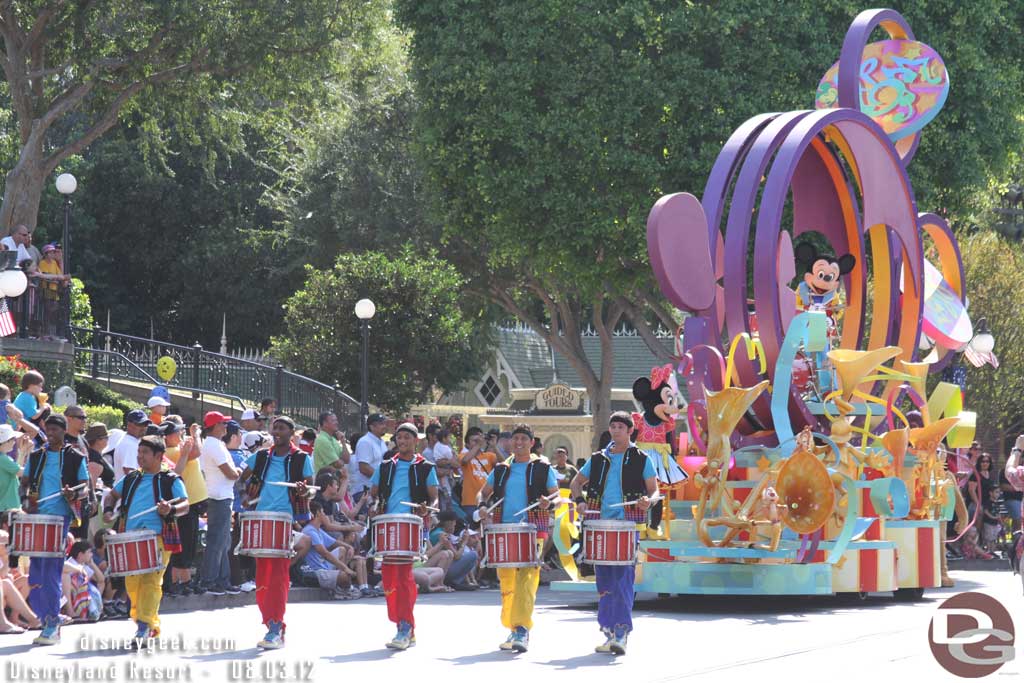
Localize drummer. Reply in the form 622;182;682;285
238;416;313;650
103;435;188;645
569;411;657;655
21;414;89;646
476;423;558;653
367;422;439;651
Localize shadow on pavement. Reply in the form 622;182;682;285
438;651;527;665
539;653;625;670
325;648;404;663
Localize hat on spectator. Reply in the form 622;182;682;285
45;414;67;429
367;413;387;426
241;408;265;422
125;409;151;426
225;420;241;436
203;411;232;429
273;415;296;431
395;422;419;438
41;243;57;254
158;421;182;436
147;396;171;409
243;431;270;451
85;424;109;443
0;424;22;443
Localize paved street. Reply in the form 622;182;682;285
0;570;1018;683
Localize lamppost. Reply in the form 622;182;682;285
355;298;376;431
55;173;77;275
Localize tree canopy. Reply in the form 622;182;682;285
270;247;487;413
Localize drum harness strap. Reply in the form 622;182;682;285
584;445;649;524
25;445;87;524
377;454;433;513
246;447;312;522
488;456;552;524
118;470;184;552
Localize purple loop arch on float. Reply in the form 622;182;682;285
837;8;922;163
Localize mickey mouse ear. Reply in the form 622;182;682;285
647;193;716;312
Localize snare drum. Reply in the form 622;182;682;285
483;523;538;568
582;519;637;565
10;513;65;558
371;514;422;560
236;511;294;558
106;530;162;577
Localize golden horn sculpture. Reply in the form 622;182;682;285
694;380;770;548
881;427;909;477
828;346;902;411
775;442;835;534
909;417;960;450
893;359;930;399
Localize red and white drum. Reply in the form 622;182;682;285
582;519;637;565
371;514;422;560
106;530;162;577
10;513;65;558
483;523;538;568
236;511;294;558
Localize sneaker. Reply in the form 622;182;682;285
348;586;362;599
205;587;226;596
224;585;242;595
32;621;60;646
360;587;377;598
386;621;413;650
130;622;151;650
595;628;615;654
499;630;517;651
257;620;285;650
239;581;257;593
510;626;529;653
609;626;629;655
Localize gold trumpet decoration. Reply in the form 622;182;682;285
694;380;769;548
907;417;960;519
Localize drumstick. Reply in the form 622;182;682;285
486;497;504;514
400;501;440;513
267;481;321;492
128;497;187;520
609;493;663;508
36;482;87;504
513;491;563;517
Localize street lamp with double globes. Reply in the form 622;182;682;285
969;318;995;354
355;298;376;431
55;173;77;275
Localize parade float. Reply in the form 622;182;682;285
553;8;983;599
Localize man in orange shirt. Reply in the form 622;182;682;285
459;427;497;519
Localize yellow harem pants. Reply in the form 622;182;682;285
125;540;171;632
498;566;540;631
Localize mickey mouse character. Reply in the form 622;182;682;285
794;241;856;319
793;241;856;393
632;365;689;537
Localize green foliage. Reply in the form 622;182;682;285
957;230;1024;454
270;247;487;412
69;278;94;331
74;379;142;414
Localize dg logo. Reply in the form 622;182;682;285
929;591;1015;677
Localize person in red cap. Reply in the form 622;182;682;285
368;422;439;650
198;411;241;595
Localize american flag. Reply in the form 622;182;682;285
0;298;16;337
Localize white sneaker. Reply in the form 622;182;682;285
239;580;257;593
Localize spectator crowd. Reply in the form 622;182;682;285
0;369;547;637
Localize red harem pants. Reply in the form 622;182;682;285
382;561;417;627
256;557;291;628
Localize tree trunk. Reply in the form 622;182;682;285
0;143;45;235
588;376;613;451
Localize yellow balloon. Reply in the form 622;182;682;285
156;356;177;382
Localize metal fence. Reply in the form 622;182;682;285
12;282;71;341
72;326;360;431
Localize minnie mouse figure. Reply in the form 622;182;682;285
632;364;689;538
794;241;856;393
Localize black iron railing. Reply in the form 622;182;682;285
72;326;360;430
13;281;71;341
